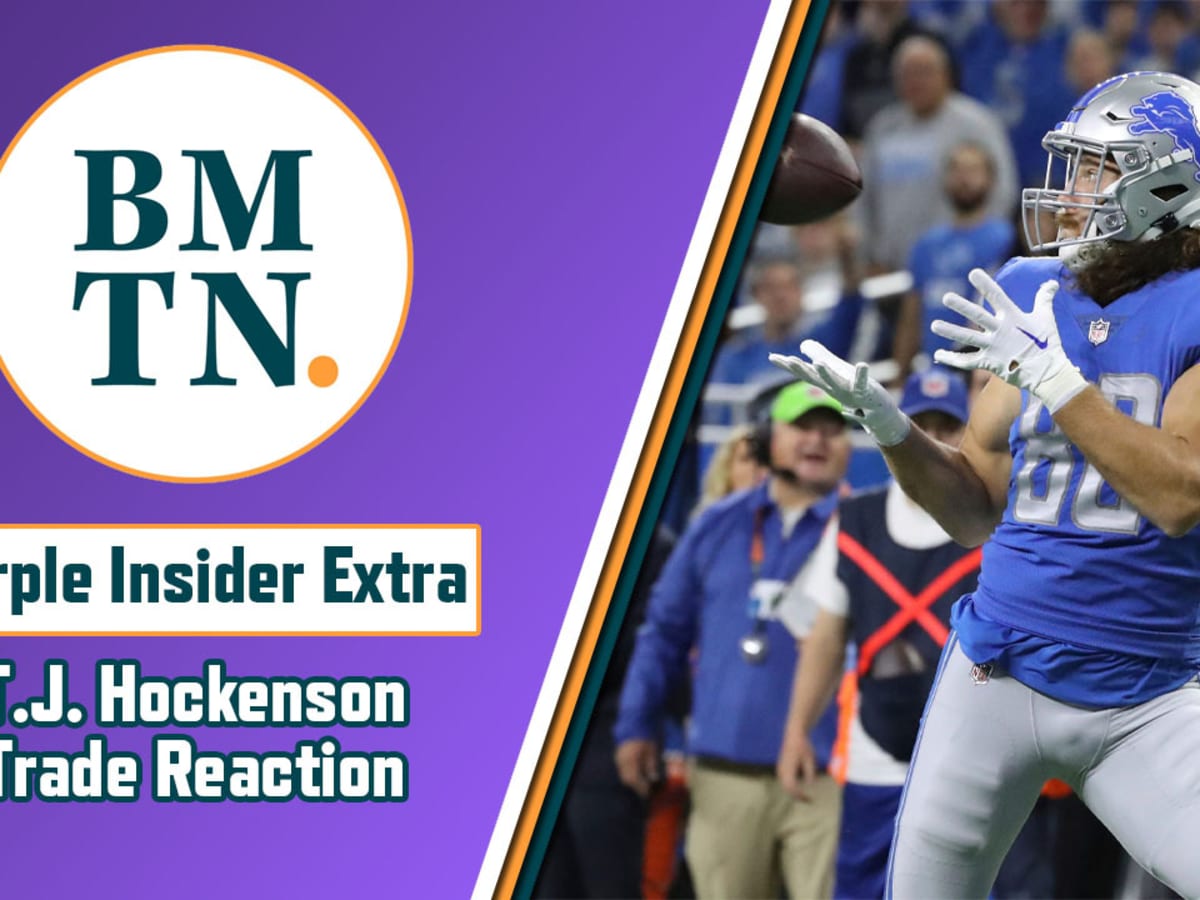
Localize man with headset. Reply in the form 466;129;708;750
615;381;850;899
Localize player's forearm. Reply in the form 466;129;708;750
891;294;922;379
1055;387;1200;537
881;425;1002;547
786;613;847;735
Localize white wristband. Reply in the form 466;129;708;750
1039;363;1089;414
865;409;912;448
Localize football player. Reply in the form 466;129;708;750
770;71;1200;897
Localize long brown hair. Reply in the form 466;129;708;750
1072;227;1200;306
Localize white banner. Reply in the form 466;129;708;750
0;525;479;635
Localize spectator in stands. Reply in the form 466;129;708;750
709;255;807;388
838;0;940;143
697;424;770;515
710;241;860;391
1064;28;1117;99
755;210;861;301
799;3;854;128
1133;0;1191;72
616;382;850;900
909;0;989;47
1181;3;1200;81
859;35;1017;273
776;368;976;900
1101;0;1150;71
892;141;1016;379
797;212;862;295
957;0;1074;189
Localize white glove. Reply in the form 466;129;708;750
769;340;911;447
931;268;1088;414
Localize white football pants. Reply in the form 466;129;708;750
888;636;1200;899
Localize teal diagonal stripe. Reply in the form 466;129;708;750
514;2;835;896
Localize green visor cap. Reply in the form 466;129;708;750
770;381;843;423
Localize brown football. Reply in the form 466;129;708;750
760;113;862;225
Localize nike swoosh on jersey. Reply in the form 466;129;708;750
1017;327;1049;349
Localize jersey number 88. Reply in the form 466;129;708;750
1013;374;1160;535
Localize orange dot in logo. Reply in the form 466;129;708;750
308;356;338;387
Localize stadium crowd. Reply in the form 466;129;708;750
536;2;1200;898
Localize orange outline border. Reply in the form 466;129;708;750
0;44;414;484
493;1;813;895
0;522;479;636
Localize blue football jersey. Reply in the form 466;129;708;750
956;256;1200;706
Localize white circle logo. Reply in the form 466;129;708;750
0;46;411;481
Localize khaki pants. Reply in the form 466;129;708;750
685;760;841;900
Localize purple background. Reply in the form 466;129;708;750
0;1;771;897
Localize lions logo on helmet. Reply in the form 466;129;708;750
1128;91;1200;181
1022;72;1200;254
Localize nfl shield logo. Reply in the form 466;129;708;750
922;370;950;397
1088;318;1111;345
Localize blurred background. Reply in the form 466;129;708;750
535;3;1197;898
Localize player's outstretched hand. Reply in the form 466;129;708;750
931;268;1088;413
769;340;911;447
777;727;818;802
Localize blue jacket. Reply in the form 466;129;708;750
615;481;840;767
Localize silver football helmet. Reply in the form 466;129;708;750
1023;71;1200;254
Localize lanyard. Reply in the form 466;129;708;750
741;506;778;663
750;498;823;582
748;505;795;621
749;506;766;579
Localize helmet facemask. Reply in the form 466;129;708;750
1021;73;1200;254
1023;136;1159;255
